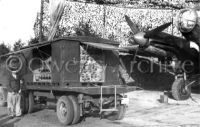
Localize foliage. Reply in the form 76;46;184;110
28;37;39;45
0;43;10;63
33;0;186;46
68;0;192;9
54;26;68;38
74;21;101;37
13;39;25;51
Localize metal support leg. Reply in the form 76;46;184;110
100;85;118;114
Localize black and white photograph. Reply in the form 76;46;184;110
0;0;200;127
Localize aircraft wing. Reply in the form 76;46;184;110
121;45;170;57
80;42;171;60
82;41;172;58
80;41;128;52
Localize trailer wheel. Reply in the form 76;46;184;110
21;92;29;114
28;92;34;113
57;96;74;125
107;104;126;121
172;78;191;100
68;95;80;124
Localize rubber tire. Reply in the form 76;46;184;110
68;95;80;124
21;92;29;114
56;96;74;125
107;104;126;121
172;78;191;100
28;92;34;113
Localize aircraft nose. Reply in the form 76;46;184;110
133;32;149;47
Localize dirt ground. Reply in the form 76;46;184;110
1;90;200;127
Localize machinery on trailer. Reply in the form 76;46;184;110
4;36;136;125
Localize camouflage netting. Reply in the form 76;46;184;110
33;1;188;84
37;1;184;44
80;46;105;82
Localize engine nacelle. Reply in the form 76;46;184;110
177;9;198;33
177;9;200;44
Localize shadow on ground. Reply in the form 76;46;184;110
0;114;21;127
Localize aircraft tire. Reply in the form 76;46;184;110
172;78;191;100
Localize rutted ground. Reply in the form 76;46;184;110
1;90;200;127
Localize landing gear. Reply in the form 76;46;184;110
172;78;191;100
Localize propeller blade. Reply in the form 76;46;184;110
125;15;139;34
144;22;171;38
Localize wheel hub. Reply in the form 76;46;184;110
180;85;189;95
60;102;67;116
